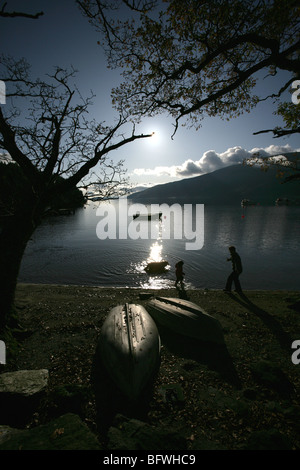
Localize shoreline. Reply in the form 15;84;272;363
16;281;300;292
2;283;300;450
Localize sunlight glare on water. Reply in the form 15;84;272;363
130;223;173;289
148;240;163;263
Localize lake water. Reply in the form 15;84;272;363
18;201;300;291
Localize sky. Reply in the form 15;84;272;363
1;0;299;188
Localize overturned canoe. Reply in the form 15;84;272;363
147;297;224;344
98;303;161;399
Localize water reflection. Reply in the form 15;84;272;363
19;203;300;290
147;240;163;263
131;220;172;289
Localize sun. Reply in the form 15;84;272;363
149;130;160;145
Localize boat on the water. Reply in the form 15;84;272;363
98;303;161;399
145;261;169;274
241;199;257;207
147;297;224;344
275;197;300;206
133;212;162;221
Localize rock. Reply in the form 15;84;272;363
0;413;102;450
108;414;187;450
0;369;49;426
0;425;21;445
0;369;49;396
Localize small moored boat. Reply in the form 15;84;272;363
133;212;162;221
147;297;224;344
145;261;169;273
241;199;257;207
275;197;300;206
98;303;161;399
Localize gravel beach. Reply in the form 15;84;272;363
2;283;300;450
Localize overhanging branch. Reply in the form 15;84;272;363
253;127;300;138
0;2;43;19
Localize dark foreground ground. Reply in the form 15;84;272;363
2;283;300;451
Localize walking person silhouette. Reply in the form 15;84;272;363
224;246;243;293
175;260;185;288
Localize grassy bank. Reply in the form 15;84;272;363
2;283;300;450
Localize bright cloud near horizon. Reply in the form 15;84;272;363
131;143;300;185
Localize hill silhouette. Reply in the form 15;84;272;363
129;164;299;205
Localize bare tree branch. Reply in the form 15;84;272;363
0;57;153;198
253;127;300;138
0;1;43;19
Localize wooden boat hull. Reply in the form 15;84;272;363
147;297;224;344
98;304;161;399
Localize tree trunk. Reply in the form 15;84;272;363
0;209;36;332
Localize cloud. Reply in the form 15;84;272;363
133;165;179;178
133;144;299;179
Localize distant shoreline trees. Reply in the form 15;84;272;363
0;162;86;218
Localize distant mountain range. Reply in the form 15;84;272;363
129;164;299;205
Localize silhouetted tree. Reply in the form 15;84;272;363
78;0;299;136
0;162;85;216
0;57;152;331
253;99;300;138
